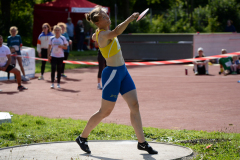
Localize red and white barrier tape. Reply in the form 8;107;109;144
14;52;240;66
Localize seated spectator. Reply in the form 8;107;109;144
193;47;209;75
0;35;27;91
230;55;240;74
7;47;17;80
219;49;232;76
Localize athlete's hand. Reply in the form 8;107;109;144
69;40;72;45
128;12;139;22
48;56;52;63
38;53;41;58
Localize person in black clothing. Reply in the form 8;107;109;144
193;47;209;75
224;20;236;32
97;48;106;90
75;20;85;51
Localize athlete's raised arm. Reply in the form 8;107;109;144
101;13;139;40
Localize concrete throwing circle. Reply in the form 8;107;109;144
0;141;193;160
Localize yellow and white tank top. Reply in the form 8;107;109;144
96;29;121;59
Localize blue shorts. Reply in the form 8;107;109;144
102;64;136;102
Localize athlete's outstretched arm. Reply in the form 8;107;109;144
102;12;139;40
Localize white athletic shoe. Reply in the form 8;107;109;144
194;71;198;75
21;76;29;81
97;84;102;90
57;83;61;88
50;84;54;89
38;76;44;80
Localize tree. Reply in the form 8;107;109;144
0;0;11;34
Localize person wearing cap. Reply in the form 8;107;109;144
66;18;74;41
219;49;233;75
75;20;85;51
193;47;209;75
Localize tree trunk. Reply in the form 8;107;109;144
123;0;130;19
190;0;194;26
1;0;11;34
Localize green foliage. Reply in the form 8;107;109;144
1;0;240;47
0;0;52;46
0;113;240;159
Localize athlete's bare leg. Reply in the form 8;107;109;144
17;57;25;76
81;99;116;138
122;89;145;143
9;68;21;86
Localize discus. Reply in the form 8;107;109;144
136;8;149;22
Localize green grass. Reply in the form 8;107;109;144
0;113;240;159
35;50;98;73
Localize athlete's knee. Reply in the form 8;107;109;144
99;108;112;118
130;101;140;113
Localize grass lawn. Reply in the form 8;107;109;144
0;113;240;159
35;50;98;74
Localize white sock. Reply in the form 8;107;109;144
98;83;101;87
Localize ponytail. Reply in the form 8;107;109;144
85;13;91;22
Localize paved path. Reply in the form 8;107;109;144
0;141;193;160
0;64;239;133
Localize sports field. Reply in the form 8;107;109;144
0;64;239;133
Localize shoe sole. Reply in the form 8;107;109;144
18;88;28;91
138;146;158;154
75;137;91;154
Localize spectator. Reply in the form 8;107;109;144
90;27;97;51
7;47;17;80
7;26;29;81
57;22;72;78
224;20;236;32
219;49;232;76
230;55;239;74
37;23;54;80
193;47;209;75
0;35;27;91
75;20;85;51
48;25;68;89
66;18;74;41
96;42;106;90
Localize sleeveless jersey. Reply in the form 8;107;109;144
96;29;121;59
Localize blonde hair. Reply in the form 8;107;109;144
85;6;107;23
53;25;62;35
9;26;18;35
42;23;52;33
57;22;67;33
